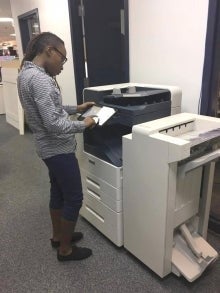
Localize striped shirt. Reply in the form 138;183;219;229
17;61;86;159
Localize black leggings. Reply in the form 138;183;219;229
43;153;83;222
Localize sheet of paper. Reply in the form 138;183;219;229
80;105;116;126
81;105;102;117
96;106;116;126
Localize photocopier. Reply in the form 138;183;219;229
123;113;220;282
78;82;181;246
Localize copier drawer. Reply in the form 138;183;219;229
81;169;122;212
80;193;123;247
81;152;122;188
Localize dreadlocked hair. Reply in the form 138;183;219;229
20;32;64;69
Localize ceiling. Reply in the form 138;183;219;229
0;0;16;45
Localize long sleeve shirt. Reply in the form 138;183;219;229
17;61;86;159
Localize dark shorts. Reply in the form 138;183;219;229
43;153;83;221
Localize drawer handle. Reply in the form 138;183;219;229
86;177;100;189
86;205;104;223
88;159;95;165
87;188;100;200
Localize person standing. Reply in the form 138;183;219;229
17;32;97;261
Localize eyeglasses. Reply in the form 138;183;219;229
53;47;67;65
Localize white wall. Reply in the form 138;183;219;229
10;0;210;113
129;0;209;113
10;0;77;105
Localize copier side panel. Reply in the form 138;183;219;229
123;132;174;277
174;167;203;228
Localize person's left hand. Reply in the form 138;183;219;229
77;102;95;112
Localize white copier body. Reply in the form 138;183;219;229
123;113;220;282
79;83;181;246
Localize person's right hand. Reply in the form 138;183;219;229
83;116;98;128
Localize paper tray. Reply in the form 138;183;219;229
172;233;218;282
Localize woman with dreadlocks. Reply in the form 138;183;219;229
17;32;97;261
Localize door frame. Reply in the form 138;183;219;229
68;0;129;104
18;8;41;54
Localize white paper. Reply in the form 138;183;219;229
96;106;116;126
81;105;116;126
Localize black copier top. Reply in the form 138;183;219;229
83;85;172;166
84;86;171;126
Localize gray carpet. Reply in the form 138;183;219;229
0;115;220;293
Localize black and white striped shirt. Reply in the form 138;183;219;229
17;61;86;159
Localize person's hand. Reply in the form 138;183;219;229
77;102;95;112
83;116;99;128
